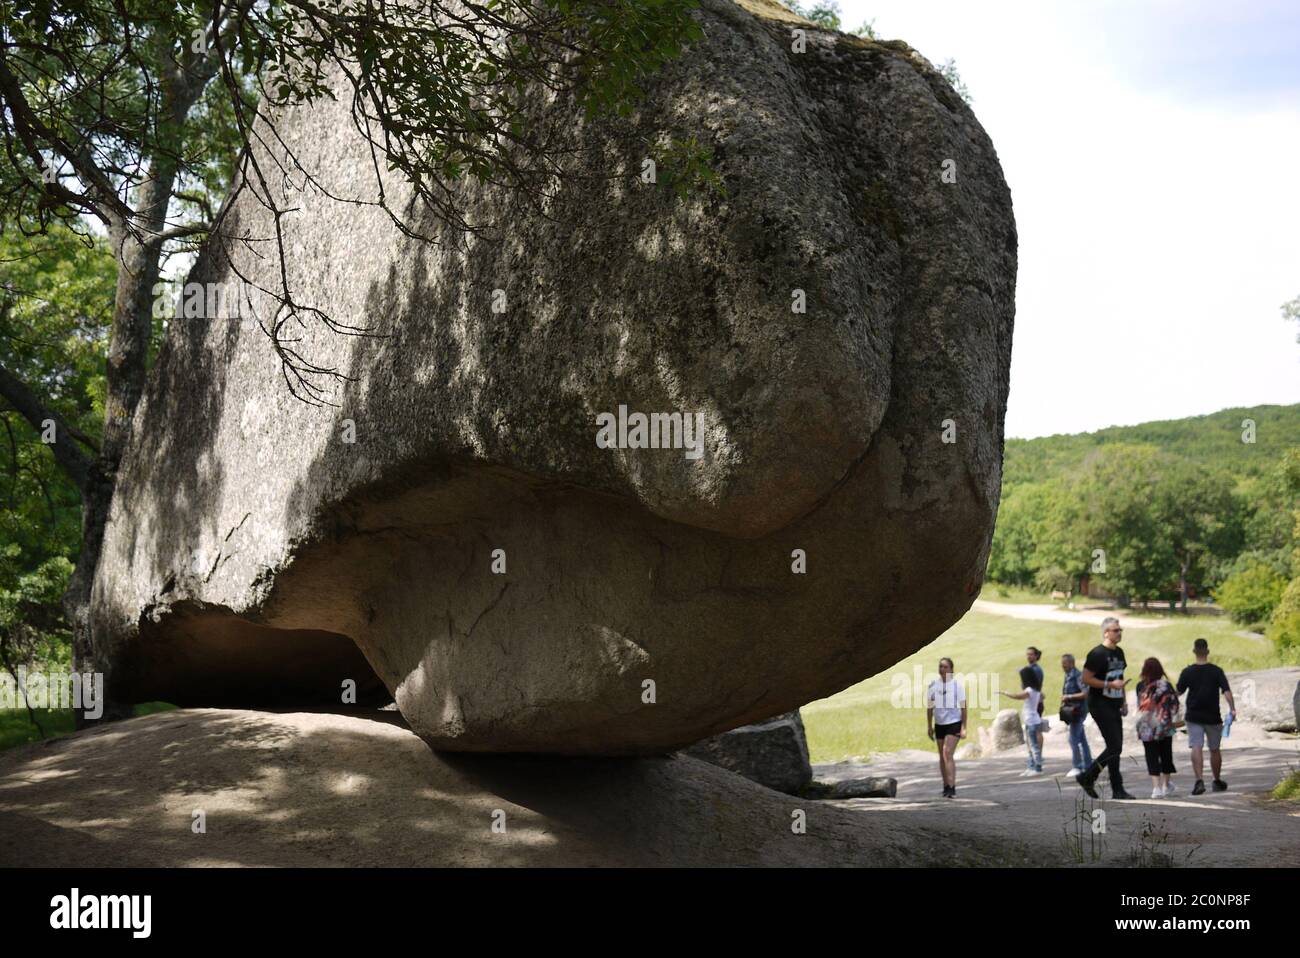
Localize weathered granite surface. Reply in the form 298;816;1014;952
685;710;812;793
91;0;1016;753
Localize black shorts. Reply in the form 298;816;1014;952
935;722;962;741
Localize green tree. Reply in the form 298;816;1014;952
0;0;703;719
1263;448;1300;653
1003;406;1300;488
1283;294;1300;343
986;483;1043;586
1225;446;1300;583
1030;478;1095;592
1284;448;1300;575
1076;446;1238;609
937;59;971;104
992;414;1300;603
988;478;1085;589
1156;456;1242;609
788;1;842;30
786;3;875;40
1;222;117;666
0;552;74;734
1216;560;1288;625
1270;577;1300;654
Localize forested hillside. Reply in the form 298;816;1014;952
991;405;1300;653
1004;404;1300;486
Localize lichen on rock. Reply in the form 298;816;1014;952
90;0;1016;754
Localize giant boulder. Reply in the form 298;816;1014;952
89;0;1017;753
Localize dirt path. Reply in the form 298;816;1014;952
819;667;1300;866
819;729;1300;866
971;599;1162;629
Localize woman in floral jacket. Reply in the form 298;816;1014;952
1136;657;1182;799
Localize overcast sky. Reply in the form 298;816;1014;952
833;0;1300;439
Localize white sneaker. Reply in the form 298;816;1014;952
1151;787;1166;799
1065;768;1082;779
1164;782;1176;796
1018;769;1035;777
1028;769;1043;776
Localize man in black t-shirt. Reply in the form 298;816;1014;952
1076;616;1135;800
1177;638;1236;795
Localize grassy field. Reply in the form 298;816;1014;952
2;607;1286;762
976;583;1058;604
802;609;1286;764
978;583;1225;615
0;702;175;752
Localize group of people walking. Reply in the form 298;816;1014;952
924;619;1236;800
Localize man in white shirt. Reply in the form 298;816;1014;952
927;657;968;798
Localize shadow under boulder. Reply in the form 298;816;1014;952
0;709;1004;867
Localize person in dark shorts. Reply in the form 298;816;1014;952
1076;617;1136;800
927;657;967;799
1177;638;1236;795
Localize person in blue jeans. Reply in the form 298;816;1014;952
1001;666;1044;775
1060;653;1092;777
1026;647;1046;759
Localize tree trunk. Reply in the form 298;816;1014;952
65;464;132;724
1179;560;1189;613
69;164;177;728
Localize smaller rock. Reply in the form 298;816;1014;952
1229;668;1300;728
683;710;812;795
954;742;980;760
817;777;898;799
1292;679;1299;732
978;709;1024;754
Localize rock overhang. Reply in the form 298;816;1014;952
89;0;1017;754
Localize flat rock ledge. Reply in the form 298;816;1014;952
0;710;1004;867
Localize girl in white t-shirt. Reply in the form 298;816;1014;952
1000;666;1044;775
926;657;967;799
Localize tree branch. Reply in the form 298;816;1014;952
155;221;212;243
0;52;133;225
0;362;93;494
